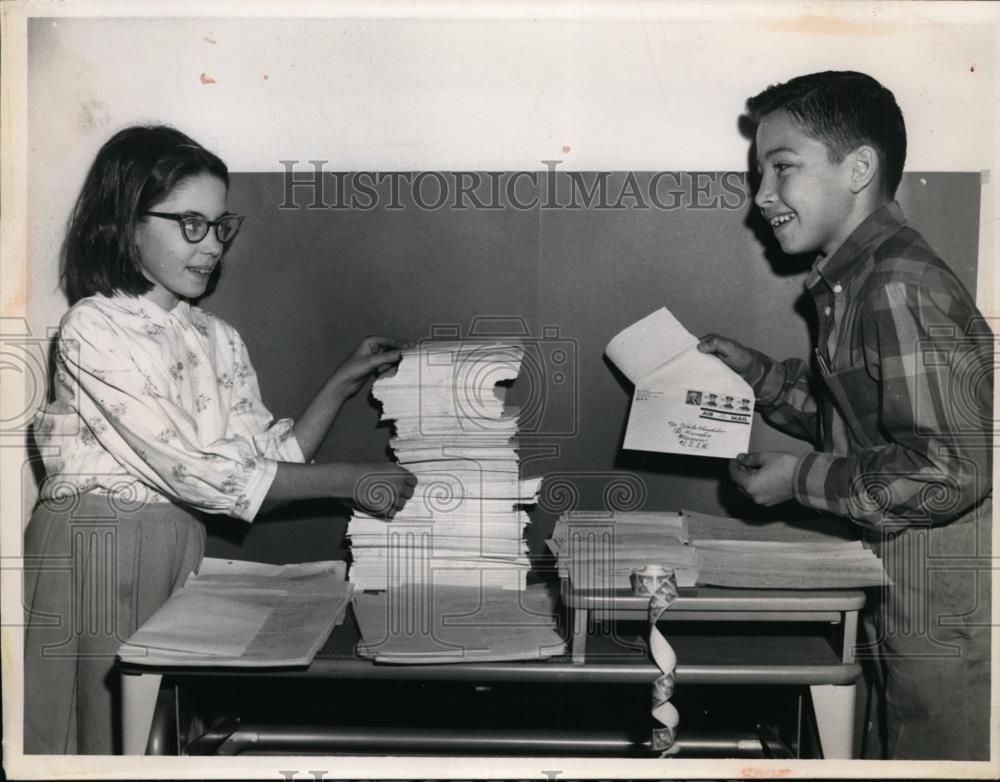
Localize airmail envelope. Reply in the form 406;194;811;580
606;307;753;458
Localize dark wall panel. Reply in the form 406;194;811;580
201;171;981;562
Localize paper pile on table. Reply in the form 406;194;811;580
548;511;700;588
118;558;352;667
348;342;542;591
548;510;887;590
684;510;889;589
353;582;566;663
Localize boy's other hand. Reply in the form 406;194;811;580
333;336;411;397
697;334;754;376
728;451;799;506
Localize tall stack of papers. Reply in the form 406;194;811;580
348;342;542;591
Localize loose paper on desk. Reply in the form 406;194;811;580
118;558;352;667
606;307;753;458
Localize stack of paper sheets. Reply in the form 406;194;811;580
118;559;353;667
353;582;566;663
684;510;889;589
548;510;887;590
348;342;542;591
548;511;700;588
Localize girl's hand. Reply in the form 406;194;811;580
349;462;417;518
332;336;410;398
727;451;799;506
697;333;755;377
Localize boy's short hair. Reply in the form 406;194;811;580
62;125;230;305
745;71;906;198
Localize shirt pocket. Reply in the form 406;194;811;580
818;358;882;450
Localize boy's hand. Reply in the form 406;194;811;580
333;336;410;398
697;334;755;377
728;451;799;506
349;462;417;518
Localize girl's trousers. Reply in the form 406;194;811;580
23;493;204;754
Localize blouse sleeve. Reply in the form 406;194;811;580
58;307;287;521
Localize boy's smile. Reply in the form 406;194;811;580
754;109;867;258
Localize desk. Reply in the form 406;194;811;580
120;588;863;758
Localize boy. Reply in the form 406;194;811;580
698;71;992;760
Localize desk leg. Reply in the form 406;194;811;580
842;610;858;663
810;683;856;759
121;670;162;755
571;608;588;664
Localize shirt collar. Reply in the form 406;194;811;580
101;292;193;329
806;201;907;294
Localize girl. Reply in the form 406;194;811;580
24;125;416;754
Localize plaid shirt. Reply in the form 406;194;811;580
743;202;993;528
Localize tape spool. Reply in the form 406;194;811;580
630;564;671;596
639;565;680;757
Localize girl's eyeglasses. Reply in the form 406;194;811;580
142;211;244;244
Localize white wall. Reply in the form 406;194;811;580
13;3;999;338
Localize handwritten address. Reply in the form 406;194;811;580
668;420;724;449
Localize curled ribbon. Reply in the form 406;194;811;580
632;566;680;756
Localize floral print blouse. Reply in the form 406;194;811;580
33;293;304;522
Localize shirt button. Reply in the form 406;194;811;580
833;284;843;294
824;306;832;317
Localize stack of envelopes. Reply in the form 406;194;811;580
348;342;542;591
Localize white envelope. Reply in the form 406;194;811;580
606;307;753;458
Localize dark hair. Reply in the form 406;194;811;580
745;71;906;198
61;125;230;304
